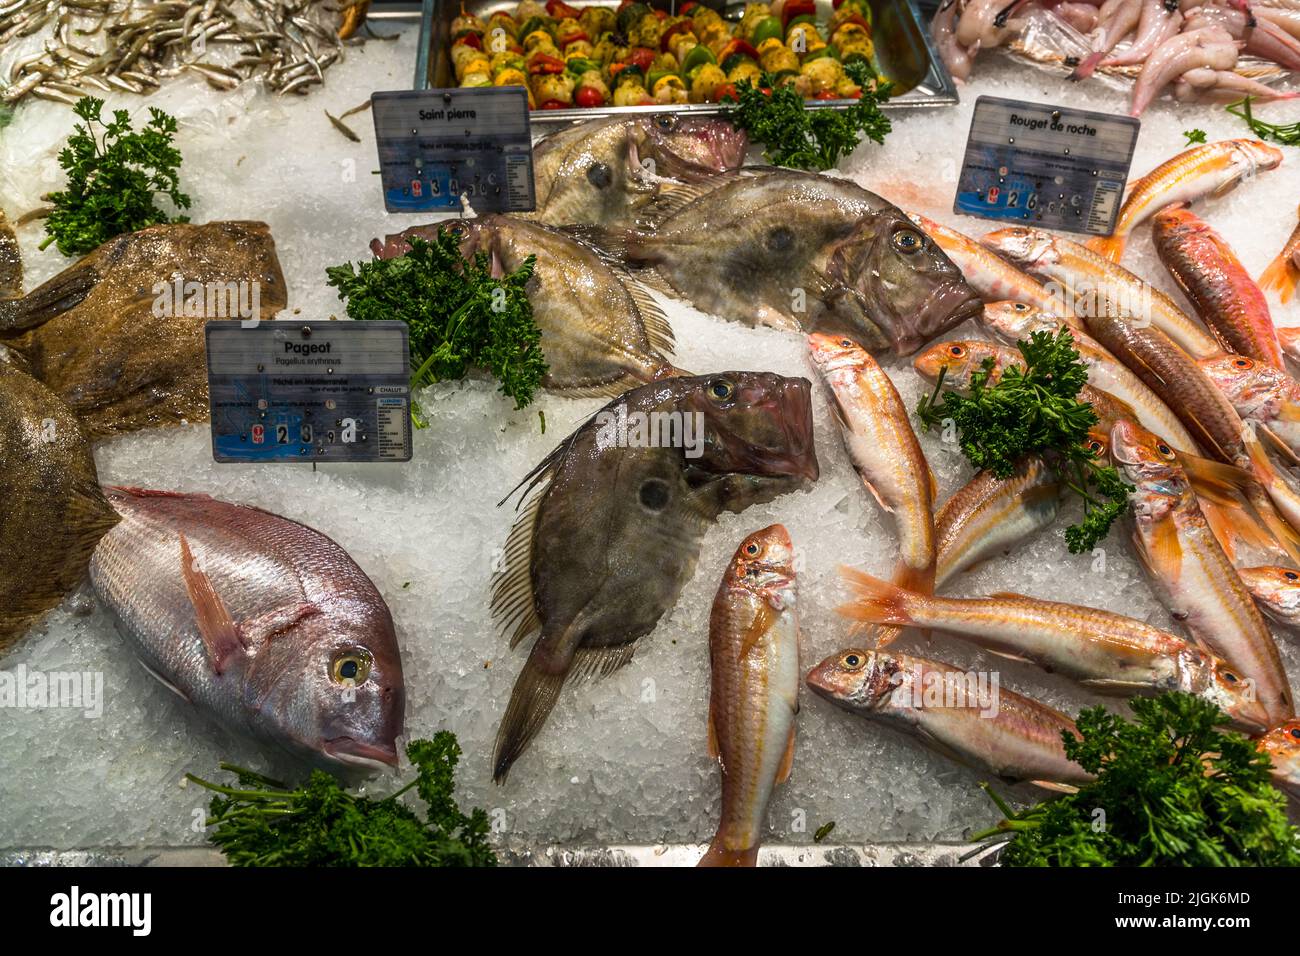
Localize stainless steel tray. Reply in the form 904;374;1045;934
414;0;958;121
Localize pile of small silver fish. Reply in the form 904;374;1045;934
932;0;1300;115
0;0;363;106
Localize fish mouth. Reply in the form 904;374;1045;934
907;284;983;354
324;737;400;769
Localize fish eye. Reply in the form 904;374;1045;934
1156;442;1174;459
586;162;612;189
708;378;734;402
892;228;924;254
1088;439;1104;454
1290;728;1300;740
1222;670;1239;683
840;338;854;349
841;652;864;669
330;649;373;685
1013;302;1029;312
1286;571;1299;581
745;542;760;556
1233;357;1253;369
655;114;677;132
948;344;966;357
443;223;465;237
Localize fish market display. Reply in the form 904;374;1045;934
0;0;361;105
618;169;982;355
1087;139;1283;264
88;487;405;768
446;0;883;109
1152;205;1283;368
805;647;1093;790
1238;566;1300;632
525;115;748;228
979;300;1198;451
0;221;287;437
1257;720;1300;798
838;567;1270;731
0;353;119;649
932;1;1300;115
808;333;935;593
371;215;682;396
699;525;800;867
490;373;818;782
1109;420;1294;725
1259;203;1300;304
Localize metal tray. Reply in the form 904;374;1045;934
414;0;958;122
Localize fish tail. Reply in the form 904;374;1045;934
1258;252;1298;305
893;559;936;597
697;840;760;867
1085;232;1126;263
837;566;917;628
492;640;570;784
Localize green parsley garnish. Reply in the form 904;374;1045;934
972;693;1300;866
42;96;191;257
724;62;891;172
1226;97;1300;147
186;732;497;867
814;821;836;843
916;328;1130;554
1183;128;1207;146
326;231;547;419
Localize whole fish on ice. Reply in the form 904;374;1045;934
612;169;982;356
805;647;1093;790
1257;720;1300;798
838;567;1270;732
1109;420;1294;725
491;372;819;782
525;115;748;229
0;222;287;438
699;525;801;867
1238;566;1300;633
0;353;118;650
808;333;936;593
88;487;405;769
371;216;684;397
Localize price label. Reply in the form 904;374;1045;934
953;96;1140;237
204;320;412;464
371;86;535;214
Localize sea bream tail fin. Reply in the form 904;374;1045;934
1084;232;1125;264
836;566;917;628
179;533;246;676
697;842;760;867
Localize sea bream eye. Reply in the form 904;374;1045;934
331;649;373;685
842;653;863;668
948;344;965;357
745;542;760;555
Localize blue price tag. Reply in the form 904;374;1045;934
954;96;1140;237
371;86;535;214
204;321;412;464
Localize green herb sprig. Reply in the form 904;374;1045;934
972;693;1300;867
724;62;891;171
186;733;498;867
42;96;191;257
1183;128;1207;146
1226;97;1300;147
326;231;547;418
916;328;1131;554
